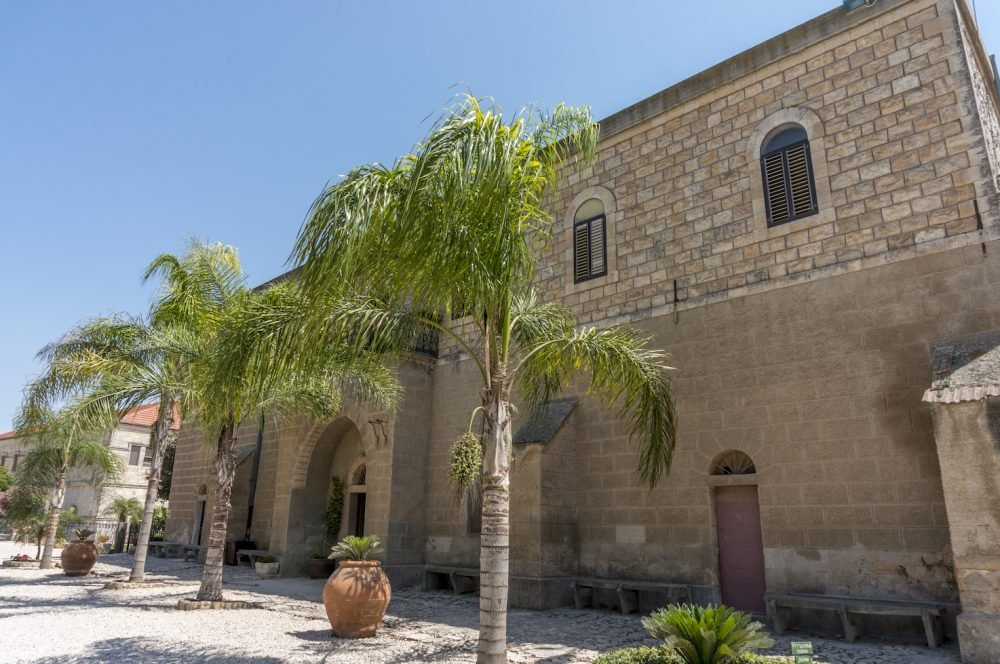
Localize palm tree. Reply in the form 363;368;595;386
13;404;123;569
150;248;401;603
105;495;142;553
24;241;242;583
1;483;48;559
291;96;678;663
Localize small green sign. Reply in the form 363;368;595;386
790;641;813;663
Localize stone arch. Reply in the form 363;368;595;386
290;402;378;489
282;416;367;574
710;450;757;476
747;107;834;242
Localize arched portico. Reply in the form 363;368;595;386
282;416;367;575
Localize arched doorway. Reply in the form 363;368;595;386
284;417;364;575
711;451;766;613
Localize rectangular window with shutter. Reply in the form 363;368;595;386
573;214;607;283
761;140;818;227
129;445;142;466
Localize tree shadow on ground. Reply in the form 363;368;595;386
287;629;470;663
38;637;285;663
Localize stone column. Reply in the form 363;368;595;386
930;399;1000;662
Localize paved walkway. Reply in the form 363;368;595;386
0;540;961;663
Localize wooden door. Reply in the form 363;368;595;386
715;485;766;612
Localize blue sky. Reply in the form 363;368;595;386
1;1;998;430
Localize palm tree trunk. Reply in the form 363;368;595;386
478;383;512;664
115;520;126;553
40;471;67;570
196;415;238;602
130;400;174;582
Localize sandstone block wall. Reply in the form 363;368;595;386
536;0;998;326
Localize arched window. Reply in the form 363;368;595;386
711;450;757;476
351;463;367;487
573;198;607;283
761;125;818;227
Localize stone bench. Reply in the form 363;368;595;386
148;542;191;559
765;591;959;648
573;577;691;615
422;565;480;595
235;549;272;566
182;544;205;562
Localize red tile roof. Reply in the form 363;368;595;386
0;402;180;440
120;403;182;430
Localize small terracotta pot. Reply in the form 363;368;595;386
306;557;338;579
322;560;391;638
62;539;98;576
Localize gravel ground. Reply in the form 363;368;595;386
0;538;962;663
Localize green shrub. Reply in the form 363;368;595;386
594;648;789;664
0;466;13;492
594;646;682;664
642;604;774;664
323;477;345;549
329;534;382;560
256;555;276;564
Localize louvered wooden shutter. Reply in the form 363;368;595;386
574;222;590;281
787;143;815;217
573;215;607;282
763;152;790;225
589;216;605;275
762;141;816;226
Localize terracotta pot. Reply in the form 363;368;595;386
322;560;391;638
61;539;98;576
306;557;338;579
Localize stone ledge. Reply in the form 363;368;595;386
176;597;258;611
103;581;174;590
2;560;40;569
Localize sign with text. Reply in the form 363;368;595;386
790;641;813;664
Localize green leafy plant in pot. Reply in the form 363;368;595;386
322;535;389;638
307;477;345;579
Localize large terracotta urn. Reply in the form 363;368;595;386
322;560;391;638
61;538;98;576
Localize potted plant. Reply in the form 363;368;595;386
61;529;99;576
254;555;280;577
322;535;391;638
308;476;345;579
306;551;338;579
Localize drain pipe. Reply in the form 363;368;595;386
244;410;265;541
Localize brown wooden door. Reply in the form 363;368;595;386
715;485;766;612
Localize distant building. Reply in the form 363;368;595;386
0;403;180;521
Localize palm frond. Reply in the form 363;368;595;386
291;95;599;325
514;323;677;487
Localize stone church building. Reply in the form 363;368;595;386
167;0;1000;658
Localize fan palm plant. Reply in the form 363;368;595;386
291;95;678;663
12;404;123;569
23;241;243;582
642;604;774;664
105;495;142;553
